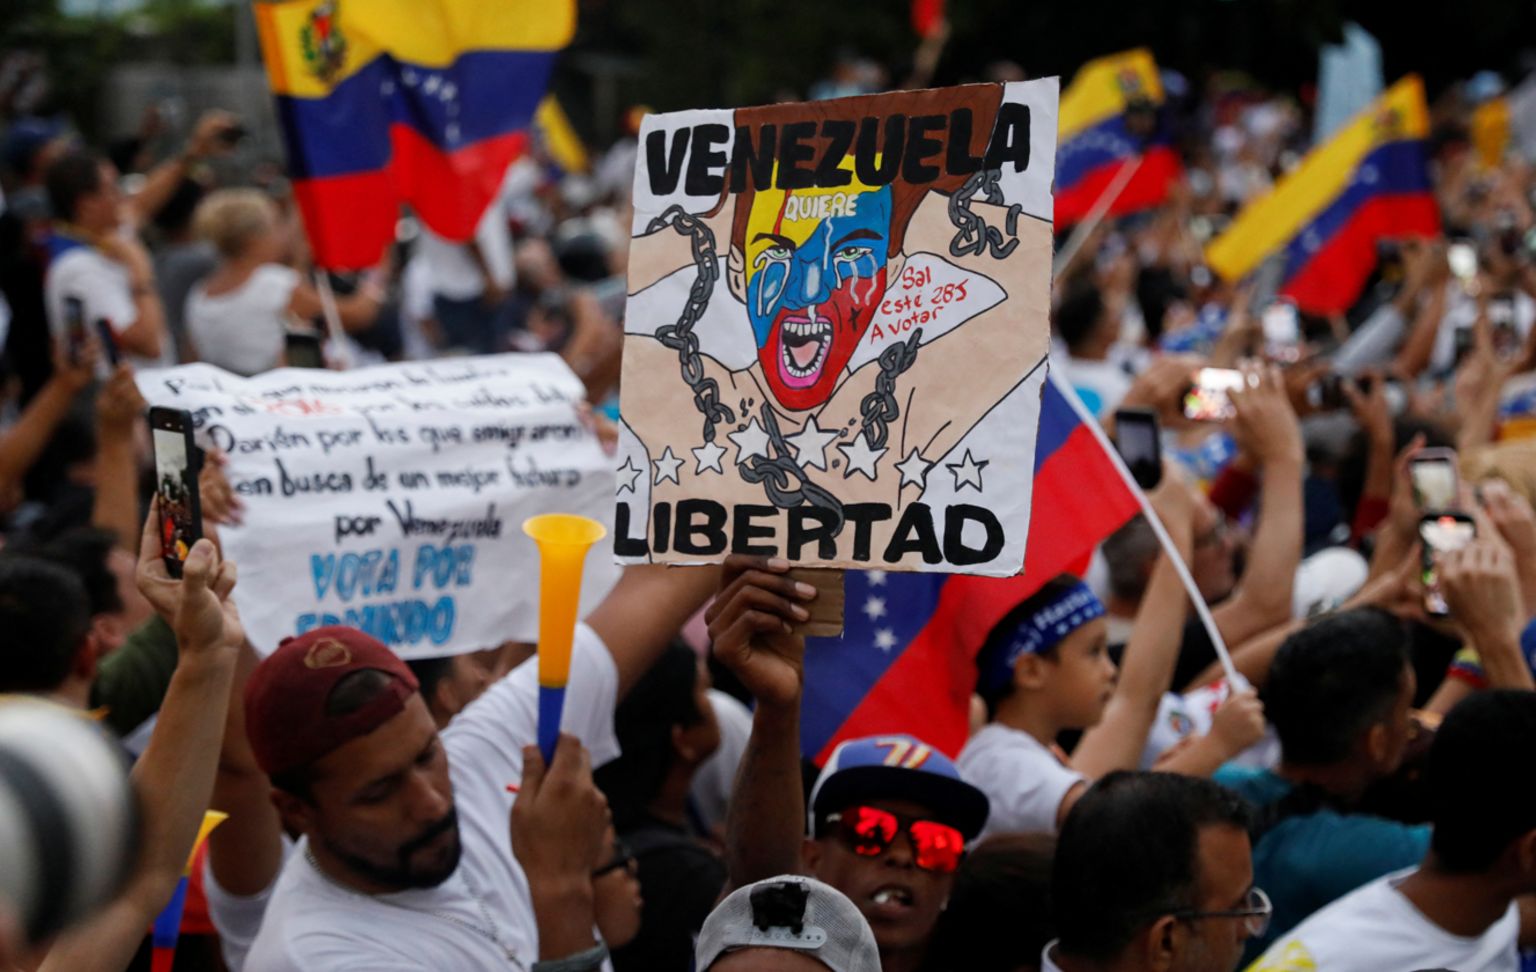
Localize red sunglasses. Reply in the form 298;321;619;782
824;805;966;874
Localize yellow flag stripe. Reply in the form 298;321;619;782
1058;48;1164;141
257;0;574;100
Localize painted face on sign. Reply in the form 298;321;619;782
744;169;896;412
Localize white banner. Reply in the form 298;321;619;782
137;355;619;658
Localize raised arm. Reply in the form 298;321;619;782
38;509;243;972
90;363;146;552
586;561;721;698
1072;472;1196;778
1210;367;1303;647
706;555;818;890
0;341;94;494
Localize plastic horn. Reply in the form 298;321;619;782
523;514;607;764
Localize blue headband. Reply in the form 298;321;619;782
979;581;1106;697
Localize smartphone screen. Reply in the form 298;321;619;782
1183;368;1245;422
1113;408;1162;490
150;408;201;578
1409;451;1459;511
1420;514;1476;616
1261;301;1301;362
284;331;325;369
1448;242;1479;283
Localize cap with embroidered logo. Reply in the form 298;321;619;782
808;734;989;840
243;626;419;777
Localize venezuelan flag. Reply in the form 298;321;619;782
255;0;574;269
1055;48;1182;227
1207;76;1440;315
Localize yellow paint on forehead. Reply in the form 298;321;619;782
745;155;881;279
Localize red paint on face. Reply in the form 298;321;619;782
758;265;887;412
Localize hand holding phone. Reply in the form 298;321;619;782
149;407;203;578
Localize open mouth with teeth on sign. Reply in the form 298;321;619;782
778;312;834;389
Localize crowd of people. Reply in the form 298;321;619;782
3;37;1536;972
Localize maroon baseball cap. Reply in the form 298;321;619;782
244;626;420;778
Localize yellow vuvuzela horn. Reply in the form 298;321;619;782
523;513;607;762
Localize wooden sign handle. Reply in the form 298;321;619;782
787;567;845;637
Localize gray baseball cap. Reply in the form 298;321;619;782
696;875;881;972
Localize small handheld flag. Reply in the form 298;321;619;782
150;810;228;972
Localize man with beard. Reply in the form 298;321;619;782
240;561;718;970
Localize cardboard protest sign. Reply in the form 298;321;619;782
614;80;1059;575
137;355;619;657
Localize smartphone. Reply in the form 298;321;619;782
1448;241;1479;288
284;330;325;369
1419;512;1476;617
1260;300;1301;363
1409;448;1459;511
149;407;202;578
1453;326;1476;368
1182;368;1245;422
63;295;88;365
1489;295;1520;359
95;319;120;368
1113;408;1162;490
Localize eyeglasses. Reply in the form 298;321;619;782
824;805;965;874
592;839;636;879
1171;886;1272;938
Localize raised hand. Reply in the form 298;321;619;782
704;555;817;708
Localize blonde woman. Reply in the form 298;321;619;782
185;189;381;375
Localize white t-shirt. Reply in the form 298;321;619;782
243;624;620;972
185;264;302;376
958;723;1086;838
1249;869;1519;972
204;836;295;972
1058;354;1133;419
45;245;162;372
418;182;514;301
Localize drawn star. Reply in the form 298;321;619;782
864;596;887;621
786;415;839;471
616;456;643;495
652;447;683;486
895;448;931;489
692;441;727;476
945;449;990;493
874;628;899;652
728;418;772;464
838;432;887;481
866;570;888;587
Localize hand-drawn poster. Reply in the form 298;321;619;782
614;80;1059;574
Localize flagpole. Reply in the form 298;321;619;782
1052;154;1146;278
1048;370;1242;686
313;270;352;370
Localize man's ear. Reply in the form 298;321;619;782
72;632;100;683
728;246;746;303
1142;915;1180;972
431;678;460;726
1363;720;1389;769
801;836;822;873
271;788;315;837
1012;652;1050;692
1515;829;1536;877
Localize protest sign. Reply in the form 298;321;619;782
137;355;618;658
614;80;1059;575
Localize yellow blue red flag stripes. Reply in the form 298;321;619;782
1207;75;1440;315
1055;49;1181;226
255;0;574;269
